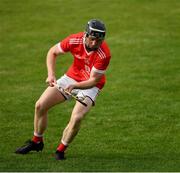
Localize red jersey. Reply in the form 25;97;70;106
57;32;111;89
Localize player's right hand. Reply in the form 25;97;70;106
46;75;56;87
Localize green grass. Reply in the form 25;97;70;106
0;0;180;171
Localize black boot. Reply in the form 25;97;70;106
55;150;65;160
15;140;44;154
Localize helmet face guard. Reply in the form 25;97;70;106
85;19;106;40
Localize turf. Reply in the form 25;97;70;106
0;0;180;171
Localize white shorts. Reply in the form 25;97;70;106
56;74;100;104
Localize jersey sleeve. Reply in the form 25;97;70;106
58;35;71;52
92;55;111;74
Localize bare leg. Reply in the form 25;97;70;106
61;97;93;145
34;86;65;135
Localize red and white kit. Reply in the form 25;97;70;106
57;32;111;90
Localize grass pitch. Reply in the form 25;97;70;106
0;0;180;171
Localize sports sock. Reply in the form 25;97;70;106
32;132;43;143
57;143;68;152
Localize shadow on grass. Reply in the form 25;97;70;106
0;149;180;172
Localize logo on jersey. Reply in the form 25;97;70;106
74;54;83;59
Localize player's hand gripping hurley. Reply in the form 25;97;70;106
52;83;87;107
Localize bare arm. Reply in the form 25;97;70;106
66;70;103;92
46;44;62;86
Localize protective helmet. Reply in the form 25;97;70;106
85;19;106;39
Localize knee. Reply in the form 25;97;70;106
35;100;47;113
70;114;84;129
